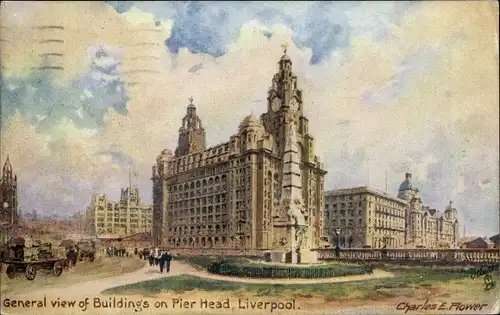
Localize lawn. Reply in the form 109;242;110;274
103;265;473;301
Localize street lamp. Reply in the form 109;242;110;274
335;228;341;257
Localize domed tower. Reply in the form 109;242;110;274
398;172;415;200
238;114;264;151
398;172;423;247
175;97;206;157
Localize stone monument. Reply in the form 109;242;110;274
269;120;317;264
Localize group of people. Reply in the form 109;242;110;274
156;250;173;273
106;246;128;257
137;247;173;273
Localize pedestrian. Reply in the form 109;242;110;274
159;251;166;273
165;251;173;273
154;247;159;266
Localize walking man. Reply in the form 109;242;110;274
165;251;173;273
159;251;166;273
148;252;154;266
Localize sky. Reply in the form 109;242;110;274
0;1;498;236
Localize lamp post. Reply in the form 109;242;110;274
335;228;341;258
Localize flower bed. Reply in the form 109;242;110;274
207;261;372;279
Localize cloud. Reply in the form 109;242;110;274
108;1;418;64
0;43;129;132
0;1;498;236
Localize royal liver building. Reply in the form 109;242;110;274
152;49;327;250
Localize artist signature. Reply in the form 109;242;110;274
468;264;498;291
484;274;497;291
469;264;498;280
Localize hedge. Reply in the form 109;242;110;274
207;261;373;279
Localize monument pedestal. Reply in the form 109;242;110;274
265;250;300;263
298;249;318;264
265;250;287;263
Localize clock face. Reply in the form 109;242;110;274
271;98;282;112
289;98;299;112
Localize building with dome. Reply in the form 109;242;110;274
323;173;460;249
151;50;327;249
398;173;460;248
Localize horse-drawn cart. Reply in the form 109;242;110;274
2;236;66;280
4;258;65;280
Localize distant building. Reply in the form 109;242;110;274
0;156;18;245
324;173;461;249
324;187;407;248
86;187;152;237
463;237;494;249
398;173;460;248
489;234;500;249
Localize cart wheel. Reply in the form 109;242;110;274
53;261;63;276
25;264;36;281
6;264;16;279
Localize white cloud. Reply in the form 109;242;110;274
0;1;498;235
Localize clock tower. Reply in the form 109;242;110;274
261;46;328;252
175;97;206;157
262;45;308;155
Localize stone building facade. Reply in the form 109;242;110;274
324;173;460;249
324;187;406;249
398;173;459;248
0;156;18;245
86;187;152;237
152;50;327;249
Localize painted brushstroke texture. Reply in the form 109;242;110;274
0;1;498;235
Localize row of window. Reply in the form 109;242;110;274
325;194;404;209
169;193;228;208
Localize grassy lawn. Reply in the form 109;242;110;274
103;266;472;301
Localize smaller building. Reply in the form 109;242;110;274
324;187;407;249
86;187;152;237
489;234;500;249
463;237;494;249
397;173;460;248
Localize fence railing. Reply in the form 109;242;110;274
314;248;500;264
171;248;267;258
169;247;500;264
